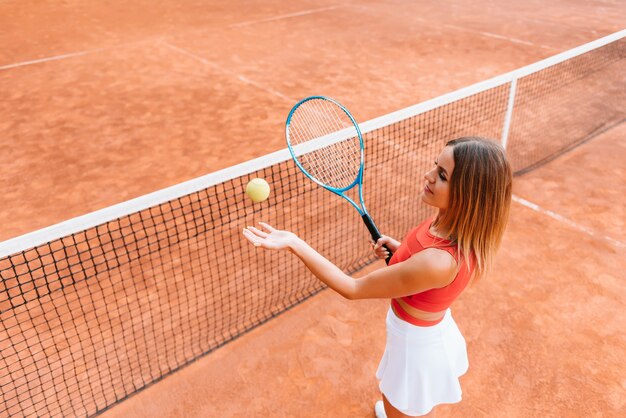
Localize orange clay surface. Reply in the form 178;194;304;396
1;0;624;416
1;0;624;242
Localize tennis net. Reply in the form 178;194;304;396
1;30;624;417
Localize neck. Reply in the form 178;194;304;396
432;210;454;240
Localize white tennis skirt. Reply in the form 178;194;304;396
376;307;469;416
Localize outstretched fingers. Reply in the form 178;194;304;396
246;225;269;238
242;223;295;251
258;222;276;232
242;228;262;246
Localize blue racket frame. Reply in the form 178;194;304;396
285;95;392;264
286;96;367;215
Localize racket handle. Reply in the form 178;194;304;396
361;214;393;265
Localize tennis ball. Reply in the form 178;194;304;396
245;178;270;203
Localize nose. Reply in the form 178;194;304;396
424;167;436;183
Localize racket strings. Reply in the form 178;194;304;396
300;101;356;186
294;102;344;182
289;99;362;189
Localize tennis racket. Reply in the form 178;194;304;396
285;96;392;264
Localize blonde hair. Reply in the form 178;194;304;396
433;137;512;282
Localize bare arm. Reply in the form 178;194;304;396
243;223;456;300
352;248;456;299
289;237;357;299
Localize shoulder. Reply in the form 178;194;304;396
403;247;458;288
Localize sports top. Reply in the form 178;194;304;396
388;217;475;326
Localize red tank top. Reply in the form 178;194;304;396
388;217;475;326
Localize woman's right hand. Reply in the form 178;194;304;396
370;236;400;260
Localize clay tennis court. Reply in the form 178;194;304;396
1;1;624;417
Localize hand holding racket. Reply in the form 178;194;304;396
370;235;401;261
285;96;393;264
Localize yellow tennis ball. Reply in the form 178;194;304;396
245;178;270;203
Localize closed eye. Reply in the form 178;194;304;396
434;160;447;181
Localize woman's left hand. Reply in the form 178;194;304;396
242;222;298;251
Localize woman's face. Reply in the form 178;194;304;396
422;146;455;210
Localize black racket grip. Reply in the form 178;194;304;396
361;214;392;265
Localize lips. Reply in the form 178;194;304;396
424;185;433;194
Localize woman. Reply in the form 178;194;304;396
242;137;512;417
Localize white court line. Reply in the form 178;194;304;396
159;40;293;102
229;5;345;28
0;40;157;71
353;5;559;51
0;50;97;71
512;195;626;249
438;22;559;51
